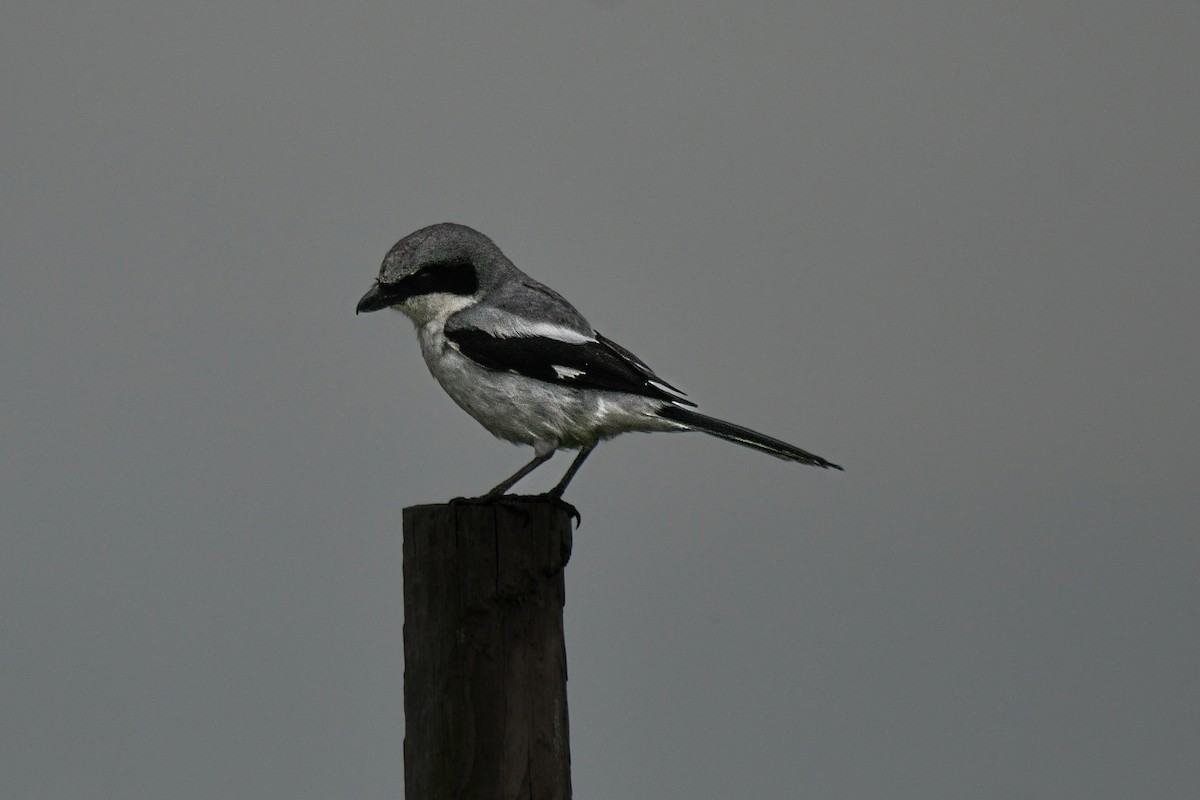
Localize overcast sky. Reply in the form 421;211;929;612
3;2;1197;798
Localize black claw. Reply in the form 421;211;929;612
560;500;582;528
536;494;581;528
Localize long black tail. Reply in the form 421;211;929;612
658;405;843;470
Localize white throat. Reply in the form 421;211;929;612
397;292;477;329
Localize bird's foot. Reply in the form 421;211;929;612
449;492;580;527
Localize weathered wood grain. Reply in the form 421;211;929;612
402;499;574;800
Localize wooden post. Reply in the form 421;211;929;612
402;499;574;800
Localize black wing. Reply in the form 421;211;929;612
446;327;695;406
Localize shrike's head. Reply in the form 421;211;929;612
356;223;507;325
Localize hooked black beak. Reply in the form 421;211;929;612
356;282;403;315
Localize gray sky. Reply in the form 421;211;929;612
3;2;1197;797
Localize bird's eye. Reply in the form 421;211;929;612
404;260;479;296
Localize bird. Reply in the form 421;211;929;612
356;223;841;503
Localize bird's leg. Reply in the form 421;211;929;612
546;443;596;499
482;448;555;499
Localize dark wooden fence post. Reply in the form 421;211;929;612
402;499;574;800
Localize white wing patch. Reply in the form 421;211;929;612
491;316;596;344
552;365;587;380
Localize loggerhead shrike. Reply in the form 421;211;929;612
357;223;841;501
